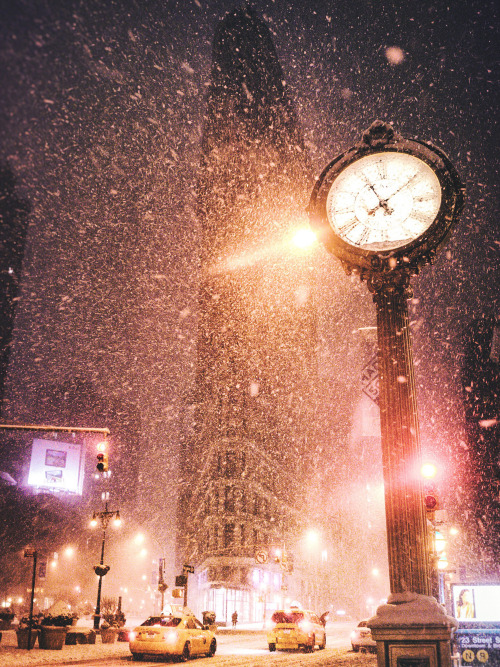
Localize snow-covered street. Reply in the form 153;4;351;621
0;624;377;666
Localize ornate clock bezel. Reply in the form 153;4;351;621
308;122;465;279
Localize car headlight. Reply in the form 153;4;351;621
129;631;136;641
165;630;178;644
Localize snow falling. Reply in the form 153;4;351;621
0;0;498;648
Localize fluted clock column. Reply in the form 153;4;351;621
371;273;431;595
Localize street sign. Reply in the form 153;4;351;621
175;575;187;587
361;353;379;404
255;550;268;564
24;548;36;558
38;560;47;580
183;564;195;574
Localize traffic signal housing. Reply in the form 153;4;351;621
421;462;439;519
423;481;439;520
96;441;109;472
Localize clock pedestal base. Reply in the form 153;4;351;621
368;592;457;667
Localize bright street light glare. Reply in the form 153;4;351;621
305;529;320;546
292;228;317;249
421;462;437;479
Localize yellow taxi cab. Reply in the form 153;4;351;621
267;607;326;652
129;608;216;661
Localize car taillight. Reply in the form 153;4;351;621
299;621;312;633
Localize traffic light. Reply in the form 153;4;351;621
423;481;439;518
96;451;109;472
96;440;109;472
424;490;439;513
421;462;439;518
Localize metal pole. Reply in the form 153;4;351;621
183;575;188;608
0;424;109;434
93;527;106;630
372;279;432;595
27;551;37;651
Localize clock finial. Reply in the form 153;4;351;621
361;120;397;147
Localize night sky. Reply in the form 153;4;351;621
0;0;498;568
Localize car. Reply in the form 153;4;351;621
266;608;326;652
350;619;376;653
129;611;216;661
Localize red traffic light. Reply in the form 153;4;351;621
96;452;109;472
424;494;438;512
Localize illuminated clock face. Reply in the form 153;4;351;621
326;152;442;251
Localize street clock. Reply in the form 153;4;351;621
308;121;465;281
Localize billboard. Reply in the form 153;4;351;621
451;584;500;622
27;438;85;495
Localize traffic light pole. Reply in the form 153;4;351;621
94;526;107;630
27;551;37;651
90;503;121;630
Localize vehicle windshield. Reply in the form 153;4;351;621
141;616;182;627
271;611;304;624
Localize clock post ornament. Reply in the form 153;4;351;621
309;121;464;598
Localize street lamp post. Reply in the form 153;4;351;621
309;121;464;666
90;504;121;630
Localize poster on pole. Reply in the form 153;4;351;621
27;438;85;494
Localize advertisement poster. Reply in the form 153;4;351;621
451;584;500;622
27;438;85;494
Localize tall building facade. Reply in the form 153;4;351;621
461;314;500;574
0;163;30;410
177;7;324;623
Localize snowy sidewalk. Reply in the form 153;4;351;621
0;630;131;666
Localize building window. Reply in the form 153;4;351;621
224;523;235;549
224;485;235;512
213;525;219;550
240;488;246;512
214;487;219;512
225;451;237;477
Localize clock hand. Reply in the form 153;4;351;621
384;171;420;203
361;174;394;215
367;200;393;216
366;173;420;216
